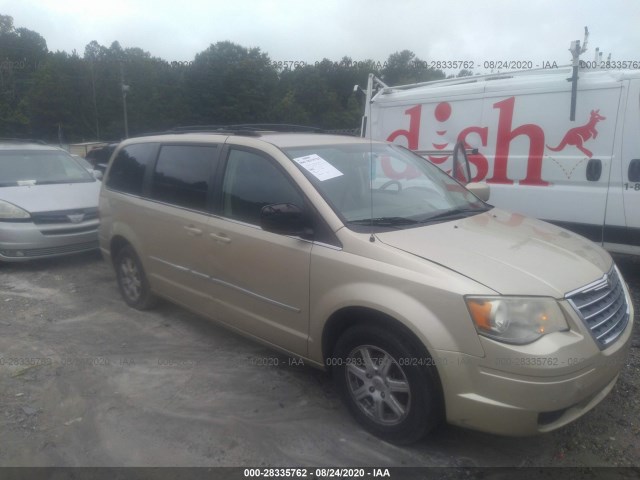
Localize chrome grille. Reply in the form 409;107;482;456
31;208;98;225
566;267;630;349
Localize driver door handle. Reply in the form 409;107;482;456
209;232;231;244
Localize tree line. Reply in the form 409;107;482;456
0;14;469;144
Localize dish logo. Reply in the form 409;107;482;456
385;98;605;187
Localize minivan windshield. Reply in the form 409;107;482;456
284;143;489;231
0;150;95;187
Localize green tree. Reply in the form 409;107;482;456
381;50;445;85
272;57;374;130
25;51;94;142
2;14;464;141
185;41;278;125
80;40;188;139
0;14;48;136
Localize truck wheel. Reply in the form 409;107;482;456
333;325;441;444
115;245;157;310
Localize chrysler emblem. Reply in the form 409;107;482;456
67;214;85;224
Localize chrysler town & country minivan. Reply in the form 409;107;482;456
98;130;633;443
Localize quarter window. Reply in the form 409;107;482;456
151;145;217;211
222;149;304;225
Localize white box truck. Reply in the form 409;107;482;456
361;67;640;256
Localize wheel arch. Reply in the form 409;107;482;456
322;306;438;376
109;235;131;266
106;220;146;269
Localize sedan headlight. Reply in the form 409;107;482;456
465;296;568;344
0;200;31;220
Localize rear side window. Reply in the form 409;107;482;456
150;145;218;212
106;143;157;195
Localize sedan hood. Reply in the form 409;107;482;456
1;181;100;213
375;208;611;297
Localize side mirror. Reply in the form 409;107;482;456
91;169;103;180
260;203;313;237
466;182;490;202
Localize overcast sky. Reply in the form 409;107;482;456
2;0;639;74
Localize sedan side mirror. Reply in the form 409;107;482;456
261;203;313;237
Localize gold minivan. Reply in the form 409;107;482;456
98;130;633;443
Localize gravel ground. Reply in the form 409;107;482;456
0;251;638;471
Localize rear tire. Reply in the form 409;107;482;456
332;324;441;444
114;245;157;310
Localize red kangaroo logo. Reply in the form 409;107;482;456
546;109;606;158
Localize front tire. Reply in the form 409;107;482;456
333;325;441;444
114;245;157;310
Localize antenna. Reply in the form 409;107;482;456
367;75;376;243
368;121;375;244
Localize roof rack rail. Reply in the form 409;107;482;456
380;65;577;93
0;137;48;144
139;124;327;137
172;124;325;133
136;127;253;137
168;124;254;134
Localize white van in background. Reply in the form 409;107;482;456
361;67;640;256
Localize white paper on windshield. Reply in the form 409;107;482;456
293;154;343;181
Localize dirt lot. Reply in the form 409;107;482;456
0;251;638;469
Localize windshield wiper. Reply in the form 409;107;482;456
347;217;419;228
421;207;489;224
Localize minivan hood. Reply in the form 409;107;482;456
1;181;100;213
375;208;611;297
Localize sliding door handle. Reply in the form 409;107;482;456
209;232;231;244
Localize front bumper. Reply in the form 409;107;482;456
0;220;99;262
434;298;634;436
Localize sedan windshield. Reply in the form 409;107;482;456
283;143;489;231
0;150;95;187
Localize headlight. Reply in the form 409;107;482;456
0;200;31;220
465;296;568;344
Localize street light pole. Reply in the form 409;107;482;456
90;60;100;140
120;62;130;138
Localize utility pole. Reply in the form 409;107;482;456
120;62;130;138
90;60;100;140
